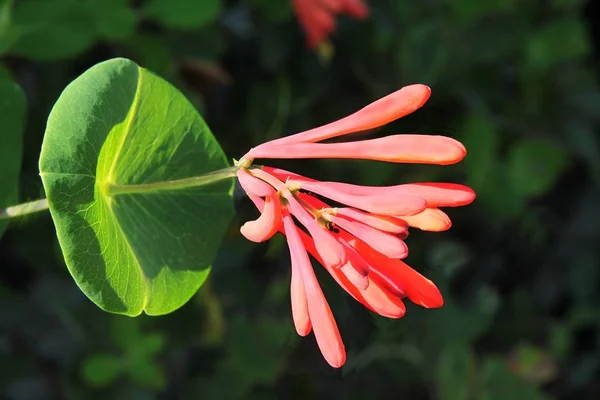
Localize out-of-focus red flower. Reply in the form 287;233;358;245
291;0;369;48
236;84;476;368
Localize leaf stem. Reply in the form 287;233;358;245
104;165;242;196
0;198;49;220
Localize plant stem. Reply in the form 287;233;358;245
0;198;49;220
104;165;241;196
1;166;243;219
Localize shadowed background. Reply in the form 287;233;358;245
1;0;600;399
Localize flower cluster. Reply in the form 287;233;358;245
236;84;476;367
291;0;369;48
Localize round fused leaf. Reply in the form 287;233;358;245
39;58;234;316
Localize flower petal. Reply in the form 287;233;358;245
282;210;312;336
291;179;427;216
239;194;281;242
329;215;408;259
283;208;346;368
300;229;406;318
237;169;274;197
333;207;408;234
249;181;409;318
400;208;452;232
387;183;475;207
249;135;466;165
352;238;444;308
339;238;370;290
341;0;369;18
238;170;282;242
307;180;474;207
286;194;348;268
246;85;431;152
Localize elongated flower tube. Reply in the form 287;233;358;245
234;84;475;368
246;84;431;154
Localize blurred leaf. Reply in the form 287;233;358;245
549;324;571;359
449;0;516;21
9;0;96;60
111;316;142;352
0;0;18;54
551;0;586;9
143;0;221;30
564;119;600;183
92;0;137;41
128;33;175;80
252;0;293;22
111;316;164;357
0;63;11;79
127;358;166;390
39;58;234;315
136;333;165;358
426;240;471;278
81;354;123;387
508;138;568;199
482;358;548;400
525;17;590;73
425;287;497;352
0;78;26;238
460;113;499;190
397;22;448;84
224;316;290;385
507;344;558;385
437;344;477;400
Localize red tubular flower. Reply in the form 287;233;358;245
291;0;369;48
235;84;476;367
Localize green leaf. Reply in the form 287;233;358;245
251;0;293;22
8;0;97;60
127;33;175;80
460;113;499;190
450;0;516;22
92;0;137;41
508;139;568;199
482;358;547;400
525;17;590;73
437;344;477;400
0;78;26;239
136;333;165;357
39;58;234;316
111;316;142;351
508;344;557;385
127;359;166;390
143;0;221;30
81;354;124;387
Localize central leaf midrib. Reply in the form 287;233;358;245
105;65;143;186
99;66;151;311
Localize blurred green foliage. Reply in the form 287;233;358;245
1;0;600;399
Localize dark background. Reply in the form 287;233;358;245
1;0;600;399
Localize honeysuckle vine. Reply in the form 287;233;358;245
1;59;474;369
